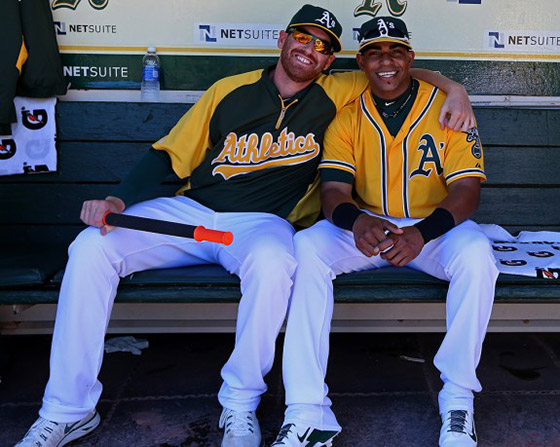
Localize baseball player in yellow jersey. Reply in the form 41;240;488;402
15;5;478;447
276;17;498;447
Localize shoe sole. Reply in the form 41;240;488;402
58;412;101;447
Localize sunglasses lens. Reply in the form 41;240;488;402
291;30;332;54
314;40;327;53
293;32;312;45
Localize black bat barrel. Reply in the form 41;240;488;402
103;213;196;238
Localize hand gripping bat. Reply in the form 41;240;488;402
102;211;233;245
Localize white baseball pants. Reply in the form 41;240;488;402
40;196;296;422
282;215;498;431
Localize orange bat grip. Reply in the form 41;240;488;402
193;226;234;245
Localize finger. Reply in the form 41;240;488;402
396;254;412;267
100;224;115;236
82;201;94;226
370;228;388;244
80;203;87;224
375;238;394;253
356;239;380;257
380;244;399;262
88;203;100;227
388;251;408;267
438;108;448;130
359;226;386;247
446;112;462;131
94;205;108;228
463;117;475;132
382;220;403;234
396;253;414;267
93;205;107;227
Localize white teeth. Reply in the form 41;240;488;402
295;54;311;65
378;71;397;78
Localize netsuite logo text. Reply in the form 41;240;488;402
195;23;282;48
487;30;560;52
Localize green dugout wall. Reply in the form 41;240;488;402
60;54;560;97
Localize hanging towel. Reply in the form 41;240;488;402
0;0;67;135
0;97;57;176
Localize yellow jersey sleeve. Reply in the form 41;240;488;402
152;70;262;179
444;125;487;184
320;102;359;182
317;71;369;111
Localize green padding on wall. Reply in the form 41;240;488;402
59;54;560;96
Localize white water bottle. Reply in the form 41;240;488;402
141;47;160;102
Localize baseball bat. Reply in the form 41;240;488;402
102;211;233;245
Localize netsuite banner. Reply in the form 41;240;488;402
51;0;560;61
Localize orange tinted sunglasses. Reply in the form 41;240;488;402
287;28;333;55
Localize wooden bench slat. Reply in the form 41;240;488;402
56;102;191;142
476;108;560;146
2;279;559;305
475;188;560;225
1;143;557;186
54;103;560;147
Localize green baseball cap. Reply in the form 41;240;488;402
358;17;412;52
286;4;343;52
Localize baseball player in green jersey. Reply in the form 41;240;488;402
276;17;497;447
15;6;477;447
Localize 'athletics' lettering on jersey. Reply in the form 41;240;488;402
211;127;320;180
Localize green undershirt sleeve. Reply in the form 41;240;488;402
111;148;175;207
320;167;355;185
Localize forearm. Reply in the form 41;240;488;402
438;180;481;225
321;186;356;221
413;178;480;243
111;148;175;206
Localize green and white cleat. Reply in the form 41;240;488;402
270;423;339;447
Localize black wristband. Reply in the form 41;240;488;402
413;208;456;243
331;202;365;231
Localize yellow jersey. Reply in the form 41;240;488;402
320;79;486;219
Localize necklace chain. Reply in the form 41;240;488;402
372;83;415;119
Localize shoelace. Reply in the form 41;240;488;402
272;424;294;445
222;410;255;436
24;418;61;442
448;410;468;433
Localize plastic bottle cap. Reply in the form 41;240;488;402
147;46;156;53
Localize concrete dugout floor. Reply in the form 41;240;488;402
1;332;560;447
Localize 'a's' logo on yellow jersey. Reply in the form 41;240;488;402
211;128;320;180
466;127;482;159
410;133;444;179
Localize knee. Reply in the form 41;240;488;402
241;239;296;279
68;227;115;264
293;227;328;260
450;232;499;280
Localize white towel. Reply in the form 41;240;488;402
0;97;57;176
481;224;560;279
